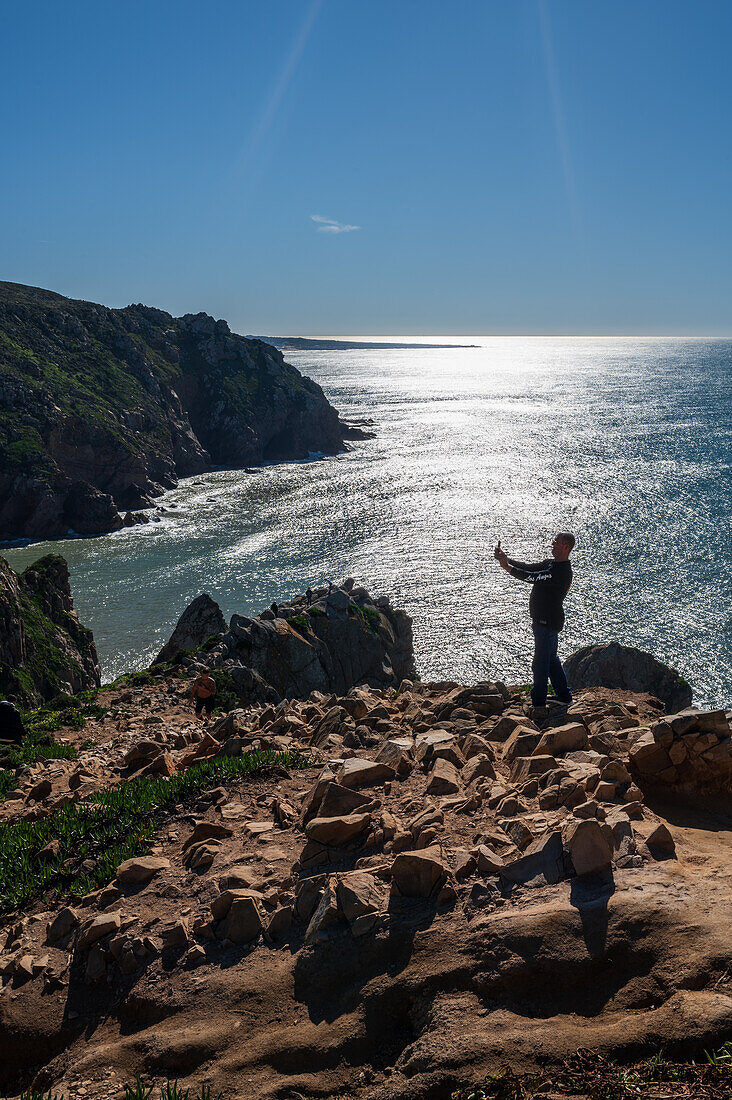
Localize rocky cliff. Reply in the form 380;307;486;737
0;554;100;704
0;282;362;541
154;579;416;703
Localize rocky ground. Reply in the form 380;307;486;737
1;672;730;1099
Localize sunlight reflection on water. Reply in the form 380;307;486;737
6;337;731;707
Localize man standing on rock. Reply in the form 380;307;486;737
494;533;575;716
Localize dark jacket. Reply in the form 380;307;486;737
507;557;573;631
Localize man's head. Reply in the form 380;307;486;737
552;532;575;560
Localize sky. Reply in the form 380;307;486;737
2;0;732;335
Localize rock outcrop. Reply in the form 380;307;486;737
154;593;226;665
0;281;365;541
630;706;732;800
159;579;416;702
0;554;100;704
564;642;693;712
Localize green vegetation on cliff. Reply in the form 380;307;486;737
0;554;100;706
0;281;349;540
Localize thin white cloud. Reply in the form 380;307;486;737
311;214;361;234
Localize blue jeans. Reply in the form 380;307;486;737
531;622;572;707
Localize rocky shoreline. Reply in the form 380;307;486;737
0;281;368;543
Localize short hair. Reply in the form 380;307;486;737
557;532;576;551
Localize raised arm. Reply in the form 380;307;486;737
506;560;553;584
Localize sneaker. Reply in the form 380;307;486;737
527;704;550;720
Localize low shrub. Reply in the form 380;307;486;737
0;748;310;912
288;613;311;635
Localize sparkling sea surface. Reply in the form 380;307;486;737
5;337;732;708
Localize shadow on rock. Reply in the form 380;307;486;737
569;871;616;959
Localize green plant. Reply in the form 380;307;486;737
306;605;326;617
0;748;310;912
348;600;381;632
288;613;311;635
159;1084;188;1100
123;1080;153;1100
705;1039;732;1072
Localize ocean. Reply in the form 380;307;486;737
5;337;731;708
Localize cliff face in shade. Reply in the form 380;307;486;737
0;282;360;541
0;554;100;705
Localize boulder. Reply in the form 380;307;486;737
461;753;496;785
116;856;170;885
646;823;676;855
338;758;395;789
391;847;447;898
500;831;565;885
305;813;371;846
564;819;613;876
305;878;343;942
533;722;588;757
510;755;558;783
46;907;80;944
155;593;227;665
503;727;543;763
221;897;264;945
474;844;505;875
629;731;672;775
425;758;462;795
564;643;692;713
182;822;233;850
77;911;121;951
336;871;382;925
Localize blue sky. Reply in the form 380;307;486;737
2;0;732;334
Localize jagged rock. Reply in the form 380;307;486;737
533;723;588;757
266;906;292;941
182;822;233;850
77;911;121;951
390;847;447;898
85;945;107;983
510;755;558;782
305;813;371;846
46;907;80;944
500;831;565;885
504;727;543;762
426;758;462;795
564;819;613;876
564;643;692;712
155;593;227;665
305;879;343;943
338;758;395;789
220;897;264;945
376;737;414;776
474;844;505;875
461;753;496;785
336;871;382;926
29;779;52;802
116;856;170;885
646;823;676;854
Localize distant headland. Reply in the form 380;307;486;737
260;337;481;351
